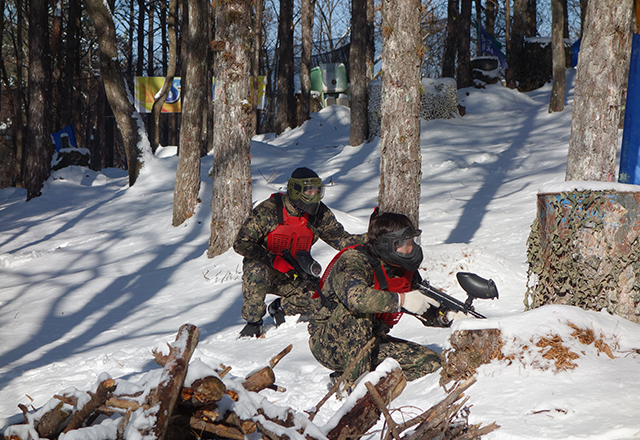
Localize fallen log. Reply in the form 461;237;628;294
326;364;406;440
150;323;200;440
182;375;227;404
62;378;116;433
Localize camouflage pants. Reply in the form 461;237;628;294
241;259;320;323
309;316;441;382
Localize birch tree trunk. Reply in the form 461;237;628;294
565;1;633;181
85;0;151;187
172;0;207;226
349;0;369;146
378;0;422;227
23;0;51;200
207;0;253;257
549;0;566;113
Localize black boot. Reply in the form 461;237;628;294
268;298;286;326
239;320;264;338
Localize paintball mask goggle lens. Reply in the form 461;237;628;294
292;178;325;204
393;232;421;255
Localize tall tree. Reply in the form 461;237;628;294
506;0;527;88
566;1;633;181
85;0;152;186
23;0;51;200
275;0;295;134
548;0;565;113
378;0;422;227
299;0;314;126
172;0;207;226
252;0;264;135
456;0;472;88
150;0;178;152
349;0;369;146
442;0;459;78
207;0;253;257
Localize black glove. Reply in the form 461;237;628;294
239;320;264;338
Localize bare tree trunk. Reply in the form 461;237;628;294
15;0;24;188
549;0;566;113
65;0;82;149
23;0;52;200
151;0;178;152
456;0;472;89
566;1;633;181
252;0;264;135
172;0;207;226
85;0;151;186
275;0;295;134
506;0;527;88
378;0;422;227
526;0;537;36
366;0;375;80
349;0;369;146
137;0;145;76
148;1;155;76
442;0;458;78
207;0;253;257
486;0;496;35
299;0;314;126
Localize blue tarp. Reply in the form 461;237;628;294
619;33;640;184
51;125;78;152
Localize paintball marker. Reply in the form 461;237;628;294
414;272;498;322
280;249;322;292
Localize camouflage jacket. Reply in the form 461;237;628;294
233;193;365;265
308;247;421;336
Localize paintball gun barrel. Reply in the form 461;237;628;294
280;249;322;291
417;272;498;319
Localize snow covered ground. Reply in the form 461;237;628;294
1;69;639;439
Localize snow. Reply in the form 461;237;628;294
1;68;640;439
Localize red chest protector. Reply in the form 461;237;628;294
266;193;314;257
316;245;413;327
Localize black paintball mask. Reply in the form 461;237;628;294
373;225;424;272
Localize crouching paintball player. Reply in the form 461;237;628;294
308;210;464;389
233;167;365;338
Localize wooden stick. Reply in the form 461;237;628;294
189;417;245;440
269;344;293;368
308;336;377;421
364;381;401;440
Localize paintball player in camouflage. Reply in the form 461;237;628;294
233;167;365;338
308;210;443;387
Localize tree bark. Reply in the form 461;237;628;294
442;0;459;78
150;0;178;153
275;0;295;134
299;0;314;126
506;0;528;89
549;0;566;113
85;0;151;186
456;0;473;89
172;0;207;227
350;0;369;146
565;1;633;181
23;0;51;200
252;0;264;135
151;324;200;440
378;0;422;228
207;0;253;257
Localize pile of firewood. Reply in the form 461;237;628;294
2;324;499;440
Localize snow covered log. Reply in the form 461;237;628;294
149;323;200;440
325;363;406;440
62;378;116;433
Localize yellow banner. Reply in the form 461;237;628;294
134;76;266;113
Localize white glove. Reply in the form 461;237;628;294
402;290;440;315
446;310;471;322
